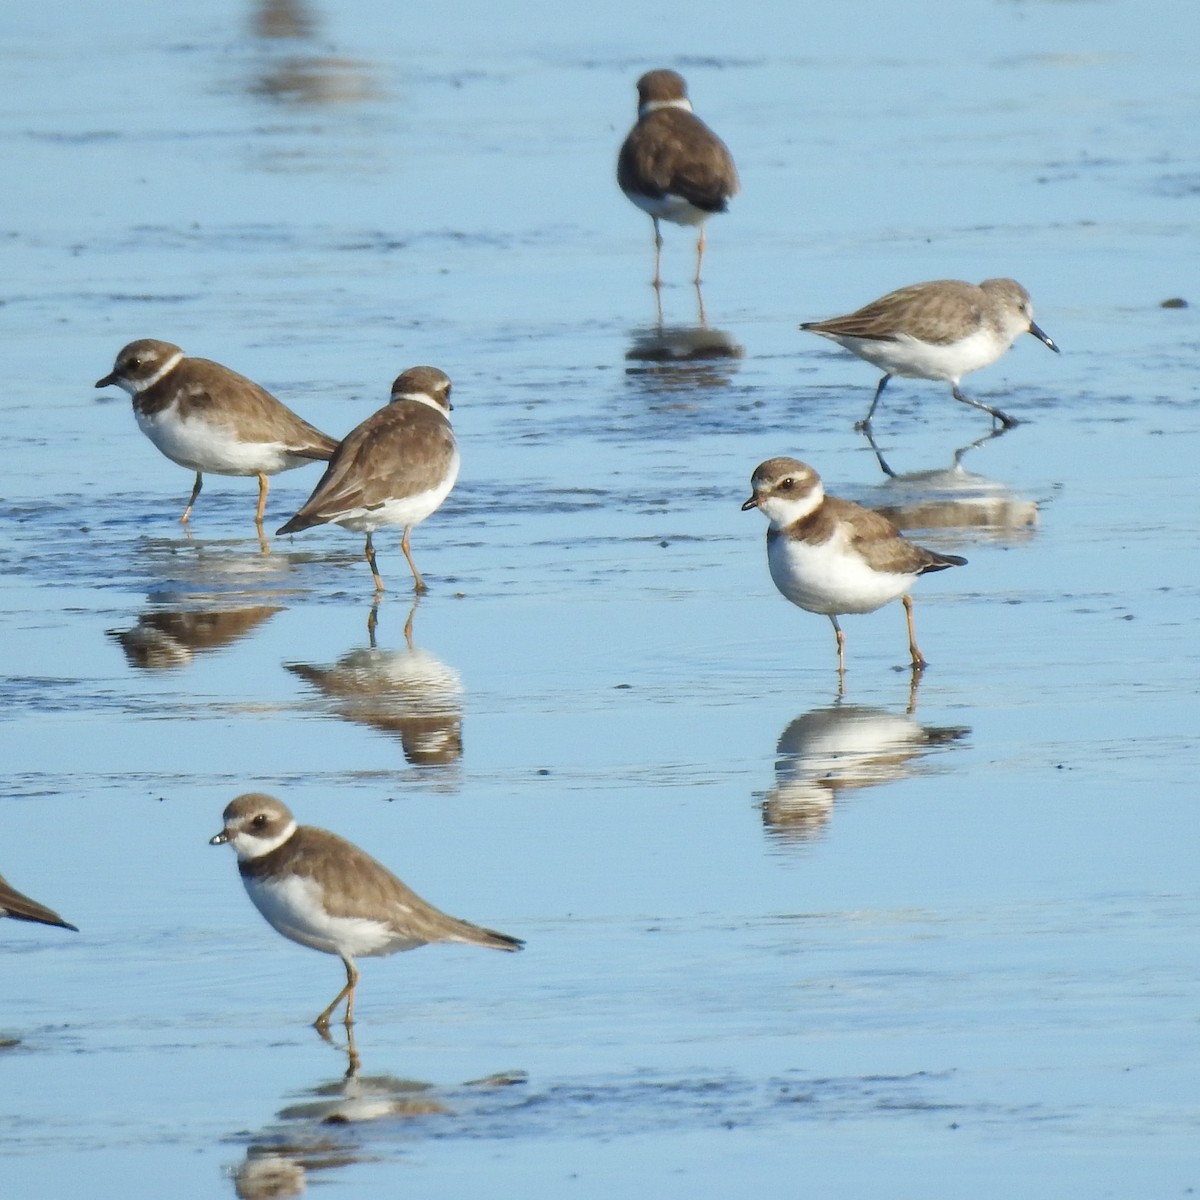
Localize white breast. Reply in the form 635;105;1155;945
243;872;422;958
135;408;309;476
767;528;916;616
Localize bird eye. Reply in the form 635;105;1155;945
252;814;268;829
127;357;141;369
780;477;794;490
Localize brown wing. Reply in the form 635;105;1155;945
802;280;984;346
246;828;522;950
0;873;77;931
821;496;966;575
277;402;456;532
139;359;337;459
618;109;739;212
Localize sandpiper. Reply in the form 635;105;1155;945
742;457;966;675
799;278;1059;429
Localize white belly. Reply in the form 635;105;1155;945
244;873;420;958
332;451;460;533
767;529;914;616
625;190;711;228
834;327;1009;383
136;408;310;476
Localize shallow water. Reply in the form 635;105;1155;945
2;0;1199;1195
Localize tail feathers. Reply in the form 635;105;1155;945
463;924;524;952
276;512;320;536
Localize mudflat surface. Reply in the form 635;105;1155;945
1;1;1197;1195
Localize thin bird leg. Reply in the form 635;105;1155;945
950;385;1018;429
855;375;892;431
693;226;707;286
180;472;203;523
255;472;269;526
902;593;927;670
364;533;386;593
314;956;360;1031
400;527;427;594
829;614;847;679
651;217;664;289
694;278;708;328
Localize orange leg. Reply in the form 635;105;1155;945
254;472;269;526
314;955;360;1031
400;527;426;593
903;594;927;670
693;226;707;285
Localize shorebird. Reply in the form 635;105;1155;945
617;68;739;287
743;456;967;675
799;278;1059;429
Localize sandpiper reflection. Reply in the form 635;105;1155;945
760;698;969;844
285;605;463;766
625;323;744;397
109;605;282;670
246;0;382;107
863;428;1040;542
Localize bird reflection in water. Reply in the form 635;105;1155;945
285;602;463;768
246;0;382;108
625;323;744;399
228;1028;525;1198
760;687;969;844
863;428;1040;543
108;605;282;670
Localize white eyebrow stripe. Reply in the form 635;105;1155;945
131;350;185;392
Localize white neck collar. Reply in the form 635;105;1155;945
640;97;693;117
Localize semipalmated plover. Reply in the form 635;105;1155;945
210;793;521;1030
276;366;459;594
742;457;966;675
617;68;739;287
799;278;1059;429
0;872;77;932
95;339;337;525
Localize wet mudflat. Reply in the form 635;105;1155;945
2;0;1199;1195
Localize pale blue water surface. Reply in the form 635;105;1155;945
1;0;1198;1195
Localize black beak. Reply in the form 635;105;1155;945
95;373;117;388
209;830;229;846
1028;321;1060;353
741;496;759;511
